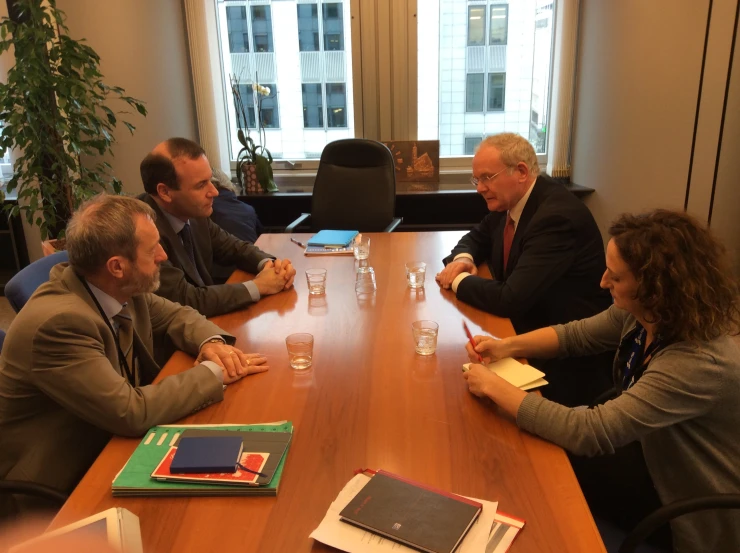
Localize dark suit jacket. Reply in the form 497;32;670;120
141;194;274;318
444;175;612;335
0;264;231;496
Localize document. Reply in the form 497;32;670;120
310;473;497;553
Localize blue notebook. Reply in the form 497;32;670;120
170;436;243;474
306;230;359;248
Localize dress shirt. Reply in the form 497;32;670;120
87;283;223;384
161;209;267;302
451;178;537;292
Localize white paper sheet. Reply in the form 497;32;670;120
310;473;498;553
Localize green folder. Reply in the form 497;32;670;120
111;422;293;497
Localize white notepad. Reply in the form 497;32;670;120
462;357;548;390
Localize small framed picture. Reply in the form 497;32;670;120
383;140;440;183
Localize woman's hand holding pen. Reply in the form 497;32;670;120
465;335;508;364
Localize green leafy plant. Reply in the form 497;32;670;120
230;74;277;193
0;0;147;239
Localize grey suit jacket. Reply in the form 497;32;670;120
0;264;232;495
140;194;274;318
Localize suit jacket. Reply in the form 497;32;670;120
0;264;231;495
140;194;274;318
444;175;612;335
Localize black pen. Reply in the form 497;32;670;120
290;237;306;248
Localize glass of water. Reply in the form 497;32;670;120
305;269;327;295
405;261;426;289
353;235;371;260
411;320;439;355
286;333;314;370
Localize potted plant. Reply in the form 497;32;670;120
230;74;277;194
0;0;147;248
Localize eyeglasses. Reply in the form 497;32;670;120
470;167;509;188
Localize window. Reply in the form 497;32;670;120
326;83;347;127
226;6;249;53
297;4;319;52
464;136;482;155
322;3;344;51
250;6;273;53
419;1;554;156
489;5;508;45
467;6;485;46
239;84;279;129
466;73;484;112
487;73;505;111
217;1;353;160
302;83;323;128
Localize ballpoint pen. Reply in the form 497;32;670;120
462;320;483;362
290;237;307;248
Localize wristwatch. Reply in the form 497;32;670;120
204;337;226;346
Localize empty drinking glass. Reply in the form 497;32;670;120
305;269;327;295
353;235;371;260
285;333;314;370
405;262;427;289
411;320;439;355
355;267;377;294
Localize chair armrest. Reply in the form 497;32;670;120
285;213;311;233
383;217;403;232
619;494;740;553
0;480;69;505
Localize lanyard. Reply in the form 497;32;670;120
78;274;137;386
622;323;662;390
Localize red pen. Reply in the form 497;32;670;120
462;320;483;362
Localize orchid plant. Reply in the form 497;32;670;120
230;74;277;192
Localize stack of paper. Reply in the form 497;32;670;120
462;357;548;391
112;422;292;497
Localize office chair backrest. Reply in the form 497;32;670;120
311;139;397;232
5;250;69;313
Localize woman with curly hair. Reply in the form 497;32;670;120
463;209;740;552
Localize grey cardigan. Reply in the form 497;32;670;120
517;305;740;553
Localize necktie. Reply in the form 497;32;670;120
113;304;138;386
503;213;516;272
178;224;205;286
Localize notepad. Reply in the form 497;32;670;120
339;470;483;553
462;357;548;390
170;436;243;474
306;230;359;248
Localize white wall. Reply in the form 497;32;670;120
57;0;198;196
572;0;709;237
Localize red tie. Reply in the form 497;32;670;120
503;214;516;272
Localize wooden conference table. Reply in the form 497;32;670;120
51;231;605;553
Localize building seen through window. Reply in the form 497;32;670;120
218;0;353;160
418;0;554;156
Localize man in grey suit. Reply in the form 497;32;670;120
0;195;268;510
139;137;296;318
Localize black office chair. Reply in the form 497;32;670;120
0;331;69;515
285;139;402;232
619;494;740;553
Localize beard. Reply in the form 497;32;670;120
123;266;161;296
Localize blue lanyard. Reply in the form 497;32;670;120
622;324;662;390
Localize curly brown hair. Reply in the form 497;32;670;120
609;209;740;343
